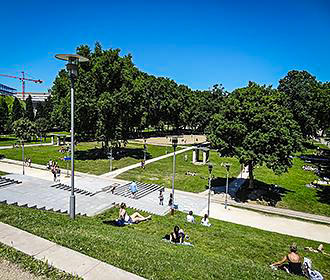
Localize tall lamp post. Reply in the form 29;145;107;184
21;140;25;175
143;138;147;163
207;163;213;216
224;163;231;209
171;136;178;214
55;54;89;219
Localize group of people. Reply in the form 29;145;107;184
47;160;61;182
186;211;211;227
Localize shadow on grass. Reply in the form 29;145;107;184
75;147;151;161
0;137;16;142
316;186;330;205
235;180;294;207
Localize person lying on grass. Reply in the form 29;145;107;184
118;202;151;225
271;243;304;276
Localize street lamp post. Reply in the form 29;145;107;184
207;163;213;216
171;136;178;215
224;163;231;209
55;54;89;219
21;140;25;175
109;144;113;172
143;138;147;163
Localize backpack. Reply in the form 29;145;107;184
303;257;323;280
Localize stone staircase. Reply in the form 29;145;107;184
0;176;22;189
111;182;163;200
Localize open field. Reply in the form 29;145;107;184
118;150;241;193
0;204;328;280
0;141;169;175
0;135;50;147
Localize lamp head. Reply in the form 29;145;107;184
208;163;213;173
172;136;178;148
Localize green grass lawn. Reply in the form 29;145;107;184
0;243;81;279
253;157;330;217
0;141;169;175
0;204;328;280
0;135;50;146
119;150;241;193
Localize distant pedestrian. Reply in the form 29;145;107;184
159;190;164;205
141;160;145;169
130;181;138;199
56;167;61;182
184;154;188;162
28;158;32;167
51;166;56;182
168;193;173;208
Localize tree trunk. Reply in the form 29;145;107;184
248;161;254;189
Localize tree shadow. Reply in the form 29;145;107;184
235;179;294;207
0;137;16;142
316;186;330;205
75;147;151;161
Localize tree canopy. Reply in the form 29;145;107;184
207;82;303;188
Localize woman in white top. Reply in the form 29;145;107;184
201;214;211;227
186;210;195;223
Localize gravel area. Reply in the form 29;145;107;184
0;258;44;280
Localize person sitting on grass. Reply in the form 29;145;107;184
118;203;151;225
186;211;195;223
169;225;185;243
201;214;211;227
270;243;303;276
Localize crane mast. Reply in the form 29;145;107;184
0;71;43;100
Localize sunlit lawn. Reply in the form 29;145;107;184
118;150;241;193
0;141;169;175
0;204;328;280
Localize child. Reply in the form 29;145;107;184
186;210;195;223
159;190;164;205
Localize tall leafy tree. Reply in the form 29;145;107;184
25;94;34;121
278;70;321;138
0;97;9;133
207;82;303;188
11;97;24;123
12;118;36;141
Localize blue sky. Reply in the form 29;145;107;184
1;0;329;93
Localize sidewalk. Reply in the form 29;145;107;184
0;222;146;280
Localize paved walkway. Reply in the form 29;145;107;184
0;222;145;280
0;143;53;150
100;146;194;178
1;158;330;243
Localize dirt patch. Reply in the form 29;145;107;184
0;258;44;280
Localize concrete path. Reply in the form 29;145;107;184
1;158;330;243
0;143;53;150
201;203;330;244
0;222;146;280
100;146;194;178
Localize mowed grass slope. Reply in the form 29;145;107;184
119;150;241;193
0;204;328;280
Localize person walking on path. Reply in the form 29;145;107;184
130;181;138;199
159;190;164;205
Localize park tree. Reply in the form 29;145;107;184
207;82;303;188
0;97;9;133
317;82;330;135
12;118;37;141
11;97;24;123
35;117;50;140
278;70;321;138
25;95;34;121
